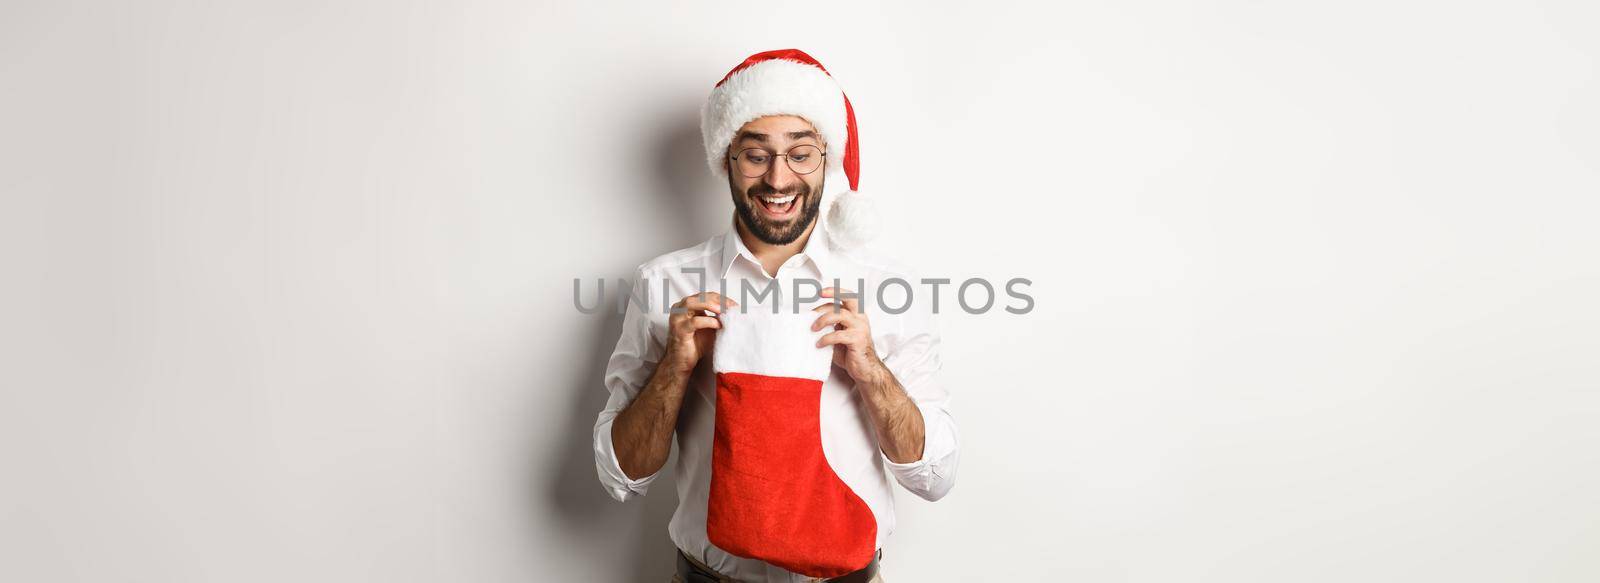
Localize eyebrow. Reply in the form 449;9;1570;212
735;130;821;144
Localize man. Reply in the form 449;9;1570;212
592;49;960;583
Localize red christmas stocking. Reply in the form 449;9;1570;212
706;304;877;578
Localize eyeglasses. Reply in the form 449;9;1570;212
729;145;826;178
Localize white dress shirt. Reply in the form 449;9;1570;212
592;219;961;582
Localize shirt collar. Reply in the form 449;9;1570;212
717;217;837;282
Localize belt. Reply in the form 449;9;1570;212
676;548;881;583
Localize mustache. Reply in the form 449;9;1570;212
745;181;811;198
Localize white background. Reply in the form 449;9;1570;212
3;1;1597;581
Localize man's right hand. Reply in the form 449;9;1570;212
613;291;739;481
663;291;738;373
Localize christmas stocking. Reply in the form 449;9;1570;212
706;303;878;578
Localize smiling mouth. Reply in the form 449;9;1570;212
755;193;799;217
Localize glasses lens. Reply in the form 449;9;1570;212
786;145;823;175
736;149;772;178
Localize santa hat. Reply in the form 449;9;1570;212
701;48;882;249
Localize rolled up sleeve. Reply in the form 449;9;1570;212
592;267;666;502
877;300;961;502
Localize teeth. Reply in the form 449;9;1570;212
761;195;796;204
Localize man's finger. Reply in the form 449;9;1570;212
686;315;722;331
825;288;864;313
676;291;737;306
811;302;851;316
819;287;860;313
690;291;738;307
816;329;858;349
680;298;723;315
680;293;738;315
811;311;851;331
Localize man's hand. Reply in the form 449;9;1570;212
811;287;926;463
811;287;889;385
612;291;737;481
664;291;737;374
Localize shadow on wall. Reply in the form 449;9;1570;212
536;111;722;582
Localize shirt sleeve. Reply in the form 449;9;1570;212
592;266;667;503
875;295;962;502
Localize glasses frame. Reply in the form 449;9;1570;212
728;145;828;178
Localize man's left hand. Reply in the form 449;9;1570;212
812;287;889;385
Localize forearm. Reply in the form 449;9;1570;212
856;363;926;464
612;360;692;479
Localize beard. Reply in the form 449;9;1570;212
731;174;825;246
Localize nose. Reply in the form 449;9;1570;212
762;155;802;191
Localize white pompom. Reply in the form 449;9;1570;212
824;189;882;249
